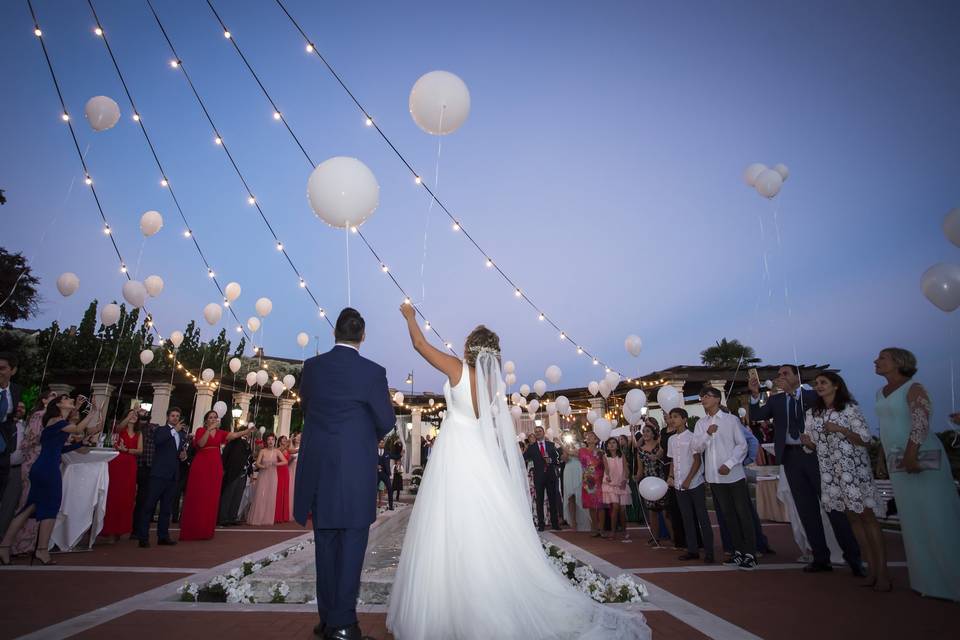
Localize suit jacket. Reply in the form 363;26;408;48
294;345;396;529
150;424;187;481
748;388;818;460
0;383;23;465
523;439;560;480
377;450;392;483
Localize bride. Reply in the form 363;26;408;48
387;302;650;640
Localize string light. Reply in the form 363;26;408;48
223;30;231;38
84;176;93;185
273;111;281;120
414;176;422;184
214;136;222;145
305;43;313;52
514;288;522;297
247;195;256;204
170;59;179;68
34;27;42;37
94;27;103;36
132;113;140;121
160;178;168;187
538;313;545;321
183;229;192;237
276;241;283;250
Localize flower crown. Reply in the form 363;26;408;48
467;345;501;357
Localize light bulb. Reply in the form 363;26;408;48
592;358;599;366
170;60;179;68
120;265;127;273
485;258;493;268
514;288;522;297
208;269;215;278
538;313;545;321
299;279;306;288
365;117;373;126
445;342;452;350
305;43;314;52
62;113;70;122
236;326;242;332
183;229;192;237
85;176;93;185
381;264;389;273
424;321;431;331
132;113;140;121
452;222;460;231
350;226;358;233
415;176;422;184
34;28;42;37
576;347;583;355
318;309;326;317
223;30;231;38
276;241;283;250
214;137;222;145
273;111;281;120
560;332;566;341
103;225;111;235
247;196;255;204
403;297;411;305
94;27;103;36
160;178;168;187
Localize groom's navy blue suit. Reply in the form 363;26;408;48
294;344;395;629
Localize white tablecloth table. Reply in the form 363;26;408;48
50;449;118;551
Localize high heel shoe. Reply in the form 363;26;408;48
0;545;11;566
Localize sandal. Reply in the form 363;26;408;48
32;550;56;566
0;545;11;566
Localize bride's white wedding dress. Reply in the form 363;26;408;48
387;353;650;640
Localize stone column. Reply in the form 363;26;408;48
150;383;174;425
192;383;214;430
588;397;605;412
49;383;74;398
410;408;422;468
277;398;295;438
233;391;253;425
89;383;115;432
548;412;560;433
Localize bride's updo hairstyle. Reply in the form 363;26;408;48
464;325;500;367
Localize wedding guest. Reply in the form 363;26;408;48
392;457;404;503
132;409;158;535
715;416;773;557
660;414;688;548
247;433;287;526
523;426;562;531
636;423;671;545
171;429;194;523
288;432;301;516
10;390;55;555
749;365;863;574
561;446;588;531
274;435;292;524
667;407;714;562
219;423;254;526
377;438;393;511
136;408;188;548
0;353;23;506
578;431;605;536
800;371;891;591
100;409;143;542
602;438;631;541
0;394;103;565
0;401;27;537
874;348;960;601
693;386;757;570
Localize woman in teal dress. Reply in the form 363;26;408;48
874;348;960;601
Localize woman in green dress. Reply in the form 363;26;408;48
874;348;960;601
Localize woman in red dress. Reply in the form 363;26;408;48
100;410;143;542
180;411;253;540
274;435;292;524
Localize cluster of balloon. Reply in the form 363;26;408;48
84;96;120;132
297;332;310;349
122;280;147;308
623;389;647;426
586;408;600;424
920;209;960;312
393;392;405;405
656;385;683;413
100;302;121;327
624;335;642;358
638;476;668;501
545;365;562;385
743;163;789;199
203;302;223;325
140;211;163;237
56;272;80;297
308;157;380;229
228;357;242;374
409;70;471;136
213;401;228;419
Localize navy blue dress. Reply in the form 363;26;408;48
24;419;70;520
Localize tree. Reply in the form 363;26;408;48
0;247;41;326
699;338;761;369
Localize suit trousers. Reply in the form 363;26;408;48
314;527;370;628
0;465;23;538
710;479;756;557
379;473;393;510
137;476;176;542
533;466;560;529
676;484;713;556
218;475;246;525
133;465;152;531
782;445;861;567
716;488;770;553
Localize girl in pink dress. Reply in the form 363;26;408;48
577;431;605;536
246;434;288;526
602;437;631;542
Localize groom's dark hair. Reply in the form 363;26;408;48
335;308;365;343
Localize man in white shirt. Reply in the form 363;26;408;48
693;386;757;570
666;407;714;563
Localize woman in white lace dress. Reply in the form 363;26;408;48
802;371;890;591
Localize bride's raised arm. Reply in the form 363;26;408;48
400;302;462;382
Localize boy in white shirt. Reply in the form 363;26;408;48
693;386;758;570
666;407;715;563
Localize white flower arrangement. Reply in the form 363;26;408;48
226;582;255;604
186;539;315;604
541;541;648;604
269;581;290;603
177;581;200;602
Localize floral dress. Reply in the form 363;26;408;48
577;447;604;509
637;446;668;511
805;404;884;516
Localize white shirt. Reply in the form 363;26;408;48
167;424;181;451
666;430;704;491
693;411;747;484
335;342;360;353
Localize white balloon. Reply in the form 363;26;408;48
520;384;531;397
546;402;557;416
656;385;683;413
84;95;120;132
510;405;522;420
408;70;471;135
259;426;266;434
247;317;261;332
255;370;269;387
307;156;380;229
100;302;121;327
605;371;620;390
213;401;228;419
139;349;154;365
593;418;612;441
587;381;599;397
139;210;163;237
429;399;435;406
297;332;310;348
144;275;164;298
625;406;643;426
271;380;285;397
743;163;768;187
245;371;257;387
545;365;562;385
255;297;272;317
598;380;611;399
201;368;214;382
511;392;522;405
122;280;146;308
755;169;783;199
56;272;79;297
517;396;527;408
546;426;560;440
169;330;184;348
625;388;647;413
533;380;547;397
527;399;540;415
394;392;405;405
765;380;774;390
555;396;570;414
772;163;790;182
611;426;631;438
943;208;960;248
203;302;222;325
224;282;242;303
738;407;748;418
228;357;242;373
624;334;643;357
283;374;296;389
586;409;599;424
638;476;668;501
503;361;516;375
921;263;960;312
505;373;517;386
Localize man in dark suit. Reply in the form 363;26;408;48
136;407;187;548
749;365;863;574
523;425;562;531
0;352;23;501
377;439;393;511
294;308;395;640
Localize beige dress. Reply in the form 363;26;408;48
247;448;283;526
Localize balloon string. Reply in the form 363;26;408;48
135;364;145;401
950;321;957;413
112;329;142;420
419;107;444;305
89;338;105;392
345;223;351;307
39;309;63;390
133;237;146;279
216;343;227;402
169;351;178;385
105;312;131;395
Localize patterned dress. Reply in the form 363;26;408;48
805;404;884;516
577;447;604;509
637;446;668;511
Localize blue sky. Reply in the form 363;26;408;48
2;0;959;430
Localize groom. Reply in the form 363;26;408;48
294;308;396;640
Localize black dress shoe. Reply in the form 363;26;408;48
324;623;362;640
138;539;150;548
313;622;325;637
803;562;833;573
157;538;177;546
850;563;868;578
